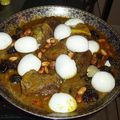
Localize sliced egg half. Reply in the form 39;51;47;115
14;36;39;53
65;18;84;27
91;71;115;92
0;32;12;50
54;24;71;40
66;35;88;52
18;54;41;76
88;40;100;54
49;93;77;113
55;54;77;79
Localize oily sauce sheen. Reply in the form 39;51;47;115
0;17;119;113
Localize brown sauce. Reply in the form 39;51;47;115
0;16;119;113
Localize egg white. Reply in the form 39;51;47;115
18;54;41;76
66;35;89;52
49;93;77;113
65;18;84;27
54;24;71;40
0;32;12;50
55;54;77;79
88;40;100;54
15;36;39;53
91;71;115;92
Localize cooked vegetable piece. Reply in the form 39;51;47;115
32;23;53;45
71;23;91;37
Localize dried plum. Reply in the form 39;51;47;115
16;27;23;35
0;60;19;71
100;66;111;72
83;88;98;103
90;30;99;39
11;35;19;41
0;62;8;73
8;60;19;70
10;74;22;84
7;46;17;54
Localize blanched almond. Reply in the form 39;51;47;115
38;67;45;74
101;49;107;56
68;51;74;58
41;48;46;53
45;43;51;49
77;87;87;95
44;66;49;73
38;52;42;59
46;38;52;43
9;56;18;61
42;61;50;67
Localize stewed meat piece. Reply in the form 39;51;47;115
75;51;92;76
21;70;61;96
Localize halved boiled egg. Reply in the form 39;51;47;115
66;35;88;52
14;36;39;53
88;40;100;54
65;18;84;27
54;24;71;40
0;32;12;50
91;71;115;92
55;54;77;79
18;54;41;76
49;93;77;113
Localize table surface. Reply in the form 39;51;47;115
0;0;120;120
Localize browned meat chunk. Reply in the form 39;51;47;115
43;41;68;60
44;17;62;30
21;70;61;96
75;51;92;76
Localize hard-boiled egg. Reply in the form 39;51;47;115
54;24;71;40
66;35;88;52
18;54;41;76
55;54;77;79
91;71;115;92
49;93;77;113
0;32;12;50
14;36;39;53
65;18;84;27
88;40;100;54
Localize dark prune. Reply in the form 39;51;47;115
8;60;19;70
7;46;17;54
90;30;99;39
16;27;23;35
10;74;22;84
11;35;19;41
100;66;111;72
83;88;98;103
97;53;103;59
115;78;120;86
0;63;8;73
0;60;19;70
